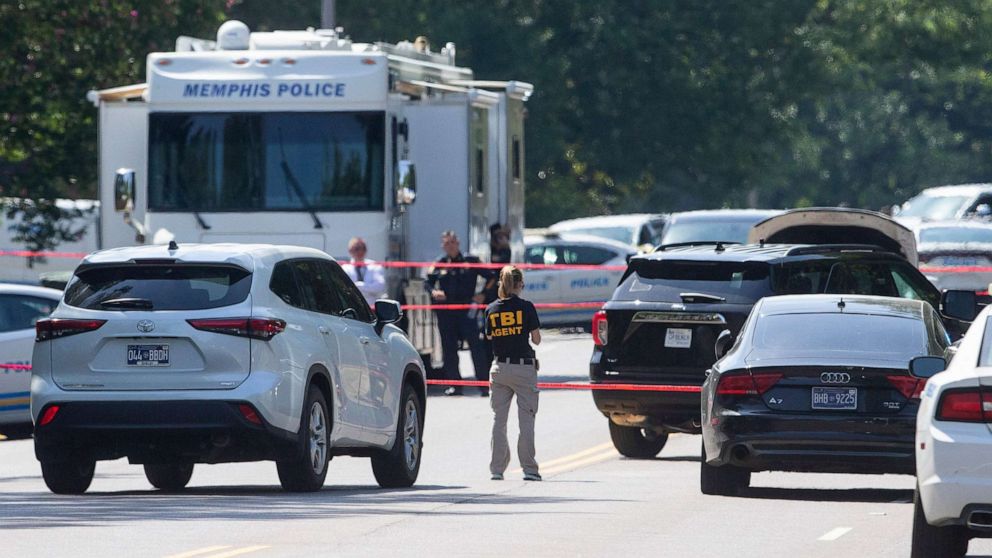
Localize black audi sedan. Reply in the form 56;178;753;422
700;294;951;496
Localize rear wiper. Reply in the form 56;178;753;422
679;292;726;303
99;297;154;309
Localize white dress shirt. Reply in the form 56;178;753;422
342;258;387;306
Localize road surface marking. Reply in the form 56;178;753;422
509;442;614;474
818;527;852;541
163;546;232;558
541;448;618;476
202;546;270;558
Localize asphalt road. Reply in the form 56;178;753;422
2;330;991;557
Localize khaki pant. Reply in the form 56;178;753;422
490;360;539;476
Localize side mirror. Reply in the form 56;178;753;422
940;290;978;322
396;160;417;205
909;355;946;379
114;168;136;212
375;299;403;332
714;329;734;360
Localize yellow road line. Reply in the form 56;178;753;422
541;448;618;476
509;441;615;475
203;546;270;558
163;546;232;558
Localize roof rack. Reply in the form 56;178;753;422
784;244;891;257
655;241;741;251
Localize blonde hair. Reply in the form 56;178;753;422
497;265;524;299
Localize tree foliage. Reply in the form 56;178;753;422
4;0;992;236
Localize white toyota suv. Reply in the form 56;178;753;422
31;243;426;494
911;296;992;557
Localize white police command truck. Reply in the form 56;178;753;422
82;21;533;360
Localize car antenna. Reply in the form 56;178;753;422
759;238;766;247
168;240;179;251
715;242;725;253
837;298;845;310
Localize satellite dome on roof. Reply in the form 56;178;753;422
217;20;250;50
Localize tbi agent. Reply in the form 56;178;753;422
485;265;542;481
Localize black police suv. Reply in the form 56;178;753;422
699;294;952;495
589;241;945;458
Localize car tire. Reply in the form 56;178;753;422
144;463;194;491
911;486;968;558
371;382;424;488
277;385;331;492
41;459;95;495
0;422;33;440
700;442;750;496
608;421;668;458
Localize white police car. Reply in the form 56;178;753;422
910;297;992;557
31;243;426;494
523;234;634;327
548;214;667;250
0;284;61;439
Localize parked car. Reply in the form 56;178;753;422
524;234;635;327
894;183;992;227
659;209;781;247
0;284;61;439
916;220;992;292
699;294;950;496
548;214;667;250
590;208;953;459
31;243;426;494
910;297;992;558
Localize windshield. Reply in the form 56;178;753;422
899;193;971;219
149;111;385;212
65;265;251;311
661;220;758;245
752;313;926;359
559;226;636;244
919;226;992;244
772;259;938;308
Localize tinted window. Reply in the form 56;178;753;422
0;295;56;333
65;265;251;310
773;260;938;308
559;244;617;265
753;313;926;360
149;111;385;212
323;261;373;322
270;262;306;308
624;260;771;303
525;245;558;265
661;220;757;245
293;260;346;315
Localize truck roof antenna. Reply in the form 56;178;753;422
168;240;179;251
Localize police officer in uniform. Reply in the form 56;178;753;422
485;265;542;481
425;230;492;396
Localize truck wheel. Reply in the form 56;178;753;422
277;385;330;492
700;443;749;496
41;459;95;495
911;486;968;558
371;383;424;488
0;422;33;440
144;463;194;491
608;421;668;458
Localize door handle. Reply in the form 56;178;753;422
359;336;370;345
318;326;330;335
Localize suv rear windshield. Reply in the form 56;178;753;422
622;260;772;303
65;265;252;311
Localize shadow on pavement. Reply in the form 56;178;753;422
738;486;913;503
0;484;627;529
650;455;700;463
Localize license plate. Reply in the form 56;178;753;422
811;386;857;410
664;327;692;349
127;344;170;367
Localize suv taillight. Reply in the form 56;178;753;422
35;318;106;342
187;317;286;340
717;371;782;396
936;389;992;423
592;310;608;346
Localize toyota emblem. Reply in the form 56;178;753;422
820;372;851;384
136;320;155;333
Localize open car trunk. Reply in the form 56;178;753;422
748;208;918;265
